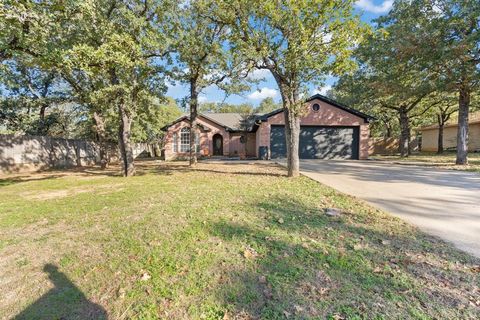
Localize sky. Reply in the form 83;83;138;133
166;0;393;107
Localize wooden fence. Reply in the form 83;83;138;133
0;134;148;174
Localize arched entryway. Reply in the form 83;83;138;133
212;134;223;156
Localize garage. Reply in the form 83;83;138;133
270;125;360;159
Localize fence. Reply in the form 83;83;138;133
369;137;419;155
0;134;148;174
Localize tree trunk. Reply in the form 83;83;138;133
189;79;198;166
398;108;410;157
39;104;47;121
456;87;470;165
117;102;135;176
271;73;300;177
437;124;444;154
284;107;300;177
385;122;392;138
93;111;109;169
153;143;161;157
436;113;445;154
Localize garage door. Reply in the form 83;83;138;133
270;125;359;159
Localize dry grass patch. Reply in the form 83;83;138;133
372;152;480;173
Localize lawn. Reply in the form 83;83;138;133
0;160;479;319
372;152;480;173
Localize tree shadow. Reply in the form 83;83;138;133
132;161;286;177
207;195;479;319
13;264;107;320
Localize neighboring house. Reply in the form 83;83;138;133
419;113;480;152
161;94;372;160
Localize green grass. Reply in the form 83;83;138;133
0;161;479;319
372;151;480;173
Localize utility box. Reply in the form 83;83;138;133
258;146;269;160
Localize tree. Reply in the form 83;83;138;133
0;58;74;134
171;0;249;165
58;0;174;176
427;0;480;164
132;96;182;156
256;97;280;114
334;1;450;157
435;105;457;154
199;101;254;113
379;0;480;163
215;0;365;176
419;93;458;154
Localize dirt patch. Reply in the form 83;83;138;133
20;183;126;200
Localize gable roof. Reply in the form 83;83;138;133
307;94;373;122
259;94;373;122
201;113;258;131
162;94;373;131
161;113;259;132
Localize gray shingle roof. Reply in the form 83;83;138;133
201;113;260;131
162;94;373;131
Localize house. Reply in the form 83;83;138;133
161;94;372;160
419;112;480;152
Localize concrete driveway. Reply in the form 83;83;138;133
282;160;480;258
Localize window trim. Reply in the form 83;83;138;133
172;127;201;153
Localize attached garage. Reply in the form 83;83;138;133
270;125;360;159
255;94;372;160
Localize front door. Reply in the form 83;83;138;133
213;134;223;156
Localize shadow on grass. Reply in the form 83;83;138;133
0;160;284;186
14;264;107;320
0;175;66;188
207;195;479;319
133;161;286;178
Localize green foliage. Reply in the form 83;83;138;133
334;0;480;141
171;0;249;99
0;59;72;134
215;0;367;111
132;97;182;143
256;97;281;114
199;102;254;114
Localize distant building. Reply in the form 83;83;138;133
419;112;480;152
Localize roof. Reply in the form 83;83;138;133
201;113;259;131
420;119;480;131
258;94;373;122
161;113;259;132
307;94;373;122
419;111;480;131
162;94;373;131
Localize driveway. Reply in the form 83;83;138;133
280;160;480;258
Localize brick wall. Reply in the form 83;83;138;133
164;117;231;160
259;99;370;159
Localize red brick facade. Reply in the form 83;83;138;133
163;97;370;160
256;98;370;159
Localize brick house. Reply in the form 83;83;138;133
162;94;372;160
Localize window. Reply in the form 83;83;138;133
312;103;320;112
173;132;178;152
172;127;200;153
180;127;190;152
